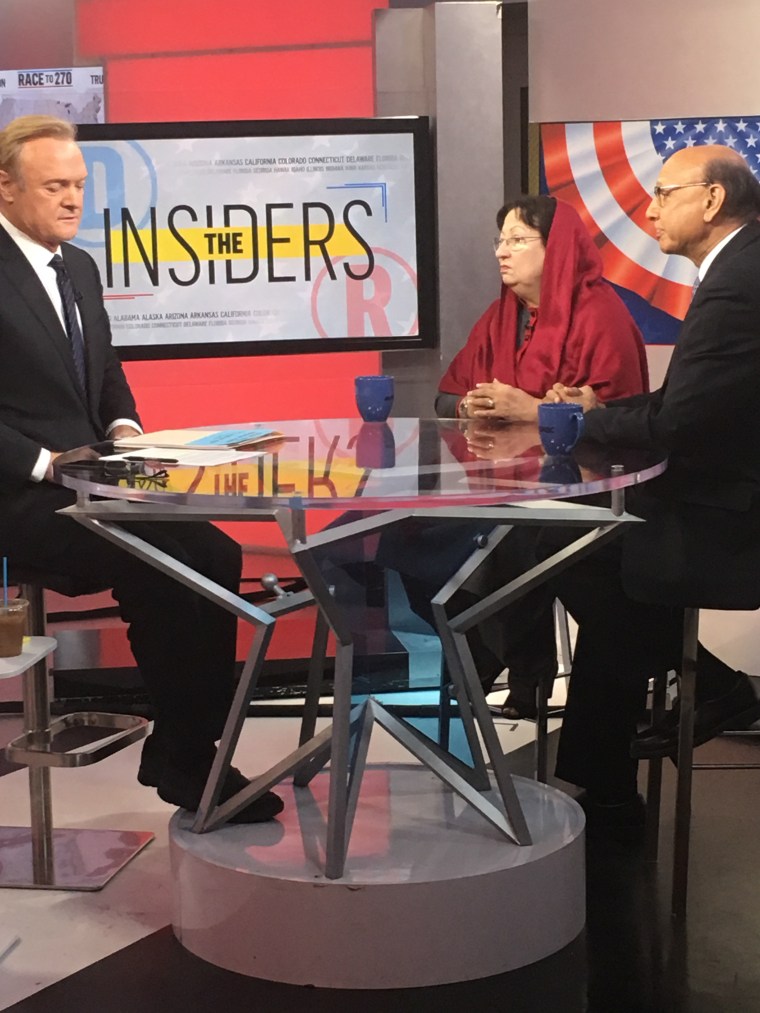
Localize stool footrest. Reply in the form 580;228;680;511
5;712;148;768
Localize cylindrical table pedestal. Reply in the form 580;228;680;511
171;769;584;989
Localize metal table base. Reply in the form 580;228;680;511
63;497;641;879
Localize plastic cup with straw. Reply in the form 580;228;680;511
0;557;29;657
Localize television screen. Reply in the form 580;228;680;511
74;117;436;360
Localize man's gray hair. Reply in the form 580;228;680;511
0;115;77;181
705;156;760;222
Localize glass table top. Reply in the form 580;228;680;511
58;417;667;510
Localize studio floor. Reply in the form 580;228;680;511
1;699;760;1013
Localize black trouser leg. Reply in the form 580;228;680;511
693;643;742;701
549;543;683;799
5;487;242;765
116;520;242;757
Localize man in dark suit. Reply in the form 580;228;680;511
546;145;760;833
0;114;283;822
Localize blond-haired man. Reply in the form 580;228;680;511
0;115;283;823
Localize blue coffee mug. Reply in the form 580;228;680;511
537;402;585;455
355;375;395;422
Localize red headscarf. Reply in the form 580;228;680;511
439;199;649;401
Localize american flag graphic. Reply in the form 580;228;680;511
541;118;760;340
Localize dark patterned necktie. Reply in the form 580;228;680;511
49;254;87;397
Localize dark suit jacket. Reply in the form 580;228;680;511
583;221;760;608
0;224;139;549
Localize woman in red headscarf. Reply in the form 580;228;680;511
437;195;648;421
383;196;648;719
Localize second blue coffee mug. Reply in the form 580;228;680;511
355;375;395;422
537;402;585;455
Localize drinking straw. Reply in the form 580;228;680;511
2;556;7;609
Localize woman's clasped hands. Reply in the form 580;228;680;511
465;378;541;422
465;378;603;421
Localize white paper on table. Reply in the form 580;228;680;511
99;448;264;467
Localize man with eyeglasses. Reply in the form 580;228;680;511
546;144;760;839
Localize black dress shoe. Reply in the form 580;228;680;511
158;761;284;823
579;793;646;846
139;737;283;823
631;674;760;760
491;692;565;721
499;690;538;720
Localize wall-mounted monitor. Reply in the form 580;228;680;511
75;117;436;360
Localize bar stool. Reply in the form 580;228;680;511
644;606;760;920
534;599;572;781
1;568;153;890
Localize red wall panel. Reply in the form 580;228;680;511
102;33;383;511
72;0;386;658
122;352;378;431
77;0;386;57
104;46;376;122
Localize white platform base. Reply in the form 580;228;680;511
171;768;585;989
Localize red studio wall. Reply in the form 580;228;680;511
76;0;384;53
73;0;387;440
71;0;391;656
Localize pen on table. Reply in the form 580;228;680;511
124;455;179;464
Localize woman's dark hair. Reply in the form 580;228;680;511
496;195;557;243
704;157;760;223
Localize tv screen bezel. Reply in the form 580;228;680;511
75;116;437;362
